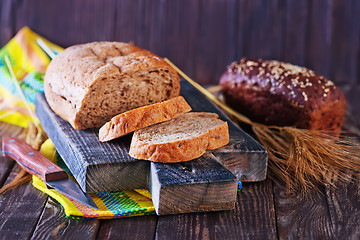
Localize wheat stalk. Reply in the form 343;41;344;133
165;58;360;194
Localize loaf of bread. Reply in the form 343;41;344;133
220;59;347;134
99;96;192;142
129;112;229;163
44;41;180;130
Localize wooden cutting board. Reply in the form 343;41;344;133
35;80;267;214
150;153;238;215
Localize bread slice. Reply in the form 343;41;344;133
99;96;192;142
129;112;229;163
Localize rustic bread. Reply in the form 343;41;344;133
99;96;192;142
44;41;180;130
129;112;229;163
220;58;347;134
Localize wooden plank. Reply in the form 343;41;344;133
0;0;15;46
35;93;149;193
0;165;48;239
134;0;153;51
235;0;246;60
14;0;117;47
344;87;360;123
155;212;216;240
329;0;360;86
193;0;237;85
97;215;157;240
342;107;360;140
180;80;268;182
325;112;360;239
213;179;277;239
157;0;200;82
147;0;165;55
329;0;360;122
325;180;360;239
150;153;238;215
237;0;285;61
30;197;99;240
155;179;277;239
283;0;309;66
212;137;267;182
0;123;24;187
0;156;14;188
114;0;143;44
267;0;286;60
305;0;331;78
273;182;335;239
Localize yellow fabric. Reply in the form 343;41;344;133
0;27;62;128
0;86;37;128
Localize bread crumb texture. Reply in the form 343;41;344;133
129;112;229;163
44;41;180;129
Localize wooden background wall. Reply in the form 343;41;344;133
1;0;359;120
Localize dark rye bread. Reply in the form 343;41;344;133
99;96;192;142
220;58;347;134
44;41;180;130
129;112;229;163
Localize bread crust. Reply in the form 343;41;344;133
44;41;180;130
129;112;229;163
99;96;192;142
220;58;347;134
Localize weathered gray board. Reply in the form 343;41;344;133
35;80;267;194
150;153;238;215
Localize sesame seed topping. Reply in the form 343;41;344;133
325;80;334;87
302;92;308;101
226;59;337;105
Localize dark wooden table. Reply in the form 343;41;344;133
0;1;359;238
0;110;359;240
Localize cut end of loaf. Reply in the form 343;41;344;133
75;68;179;129
129;112;229;163
98;96;192;142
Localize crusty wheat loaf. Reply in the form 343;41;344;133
99;96;192;142
44;41;180;130
129;112;229;163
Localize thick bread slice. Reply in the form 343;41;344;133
129;112;229;163
99;96;192;142
44;41;180;130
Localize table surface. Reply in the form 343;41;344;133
0;111;359;240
